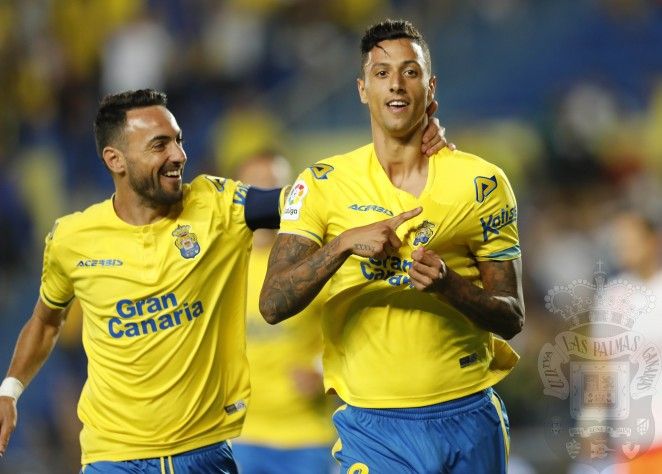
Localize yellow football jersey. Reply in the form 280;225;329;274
280;144;521;408
238;245;336;447
40;175;253;463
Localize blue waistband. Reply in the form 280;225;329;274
346;388;493;420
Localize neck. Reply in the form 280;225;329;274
112;190;179;225
371;117;428;194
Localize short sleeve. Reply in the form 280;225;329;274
468;167;520;261
195;175;252;234
40;221;75;309
279;166;326;246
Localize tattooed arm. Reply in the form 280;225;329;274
259;207;423;324
408;247;524;339
259;234;348;324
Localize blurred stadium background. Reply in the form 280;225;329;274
1;1;661;473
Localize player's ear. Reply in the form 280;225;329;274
357;78;368;104
103;146;126;174
427;75;436;107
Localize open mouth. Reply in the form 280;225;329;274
160;168;182;181
386;99;409;112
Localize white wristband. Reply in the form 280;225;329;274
0;377;24;401
439;259;448;280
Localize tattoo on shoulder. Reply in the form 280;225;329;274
268;234;319;267
478;260;518;295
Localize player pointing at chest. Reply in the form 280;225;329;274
260;19;525;473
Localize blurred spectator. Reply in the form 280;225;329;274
609;212;662;474
231;151;338;474
0;150;33;300
213;98;285;173
101;9;173;94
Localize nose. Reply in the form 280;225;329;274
389;75;404;93
171;143;187;164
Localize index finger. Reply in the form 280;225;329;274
0;421;10;455
387;207;423;230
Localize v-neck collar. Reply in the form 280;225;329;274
368;145;435;201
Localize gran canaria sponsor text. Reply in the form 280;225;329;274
108;292;204;338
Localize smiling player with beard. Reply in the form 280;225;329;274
0;87;450;473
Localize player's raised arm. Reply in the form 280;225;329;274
0;298;67;456
259;207;422;324
408;247;524;339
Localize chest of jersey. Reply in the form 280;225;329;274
65;213;247;343
322;167;473;256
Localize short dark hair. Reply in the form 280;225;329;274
94;89;168;157
360;19;431;77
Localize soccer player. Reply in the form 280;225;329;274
260;19;525;474
0;89;448;472
231;152;337;474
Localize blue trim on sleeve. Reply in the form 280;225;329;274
303;230;323;242
484;245;521;260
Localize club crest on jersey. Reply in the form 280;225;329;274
282;180;308;221
413;220;435;246
308;163;334;180
474;175;497;203
172;225;200;259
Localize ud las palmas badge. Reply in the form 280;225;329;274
538;262;659;471
172;224;201;259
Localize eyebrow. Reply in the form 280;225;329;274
147;132;182;146
370;60;421;70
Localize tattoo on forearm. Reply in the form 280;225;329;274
353;243;374;252
439;259;524;339
261;235;349;322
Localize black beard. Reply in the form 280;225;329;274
128;171;182;208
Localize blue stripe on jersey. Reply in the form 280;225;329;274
485;245;521;260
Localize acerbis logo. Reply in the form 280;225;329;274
347;204;394;216
76;259;123;268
